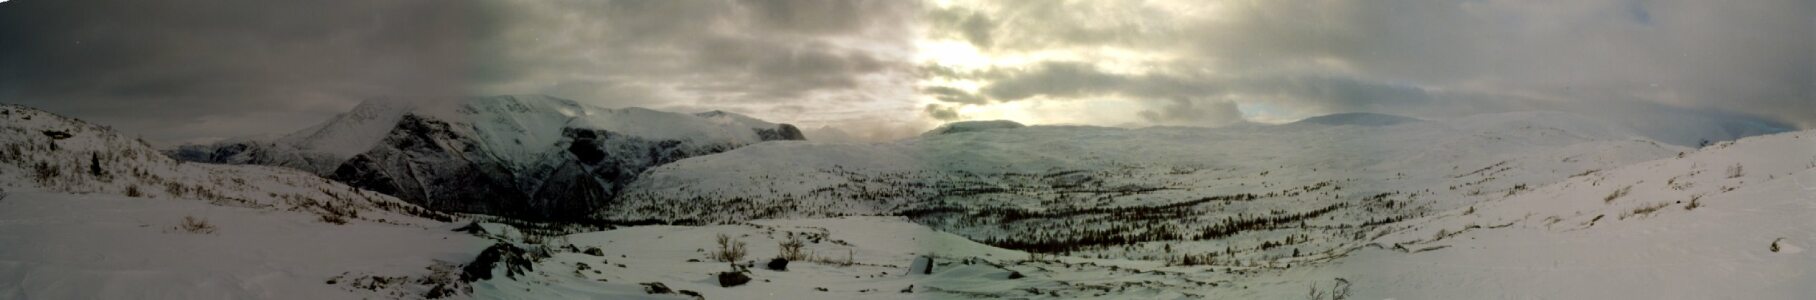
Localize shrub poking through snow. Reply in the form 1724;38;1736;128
1307;278;1351;300
124;184;143;197
177;216;215;234
712;234;748;263
1603;185;1631;203
778;235;807;261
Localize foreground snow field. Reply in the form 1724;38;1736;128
0;189;488;299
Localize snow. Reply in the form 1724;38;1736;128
560;129;1816;299
0;104;488;299
166;95;796;176
611;111;1682;223
6;101;1814;299
0;189;487;300
277;98;417;160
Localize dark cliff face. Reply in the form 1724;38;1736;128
329;114;797;221
329;115;529;217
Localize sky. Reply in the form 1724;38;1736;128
0;0;1810;145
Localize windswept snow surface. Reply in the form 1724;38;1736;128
1318;129;1816;299
0;189;486;299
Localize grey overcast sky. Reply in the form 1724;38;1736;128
1;0;1810;145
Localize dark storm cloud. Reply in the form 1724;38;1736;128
0;0;924;144
0;0;468;144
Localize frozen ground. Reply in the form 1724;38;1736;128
1;102;1812;299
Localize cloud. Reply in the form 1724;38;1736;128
923;86;988;104
921;0;1813;144
0;0;467;144
977;62;1221;102
465;0;926;141
923;104;961;121
1138;98;1244;126
1;0;1806;145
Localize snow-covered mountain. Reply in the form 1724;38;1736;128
0;104;497;299
166;99;415;175
8;103;1812;299
1289;112;1421;127
171;95;807;220
606;112;1684;260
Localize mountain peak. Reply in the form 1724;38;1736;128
1291;112;1422;127
922;120;1026;136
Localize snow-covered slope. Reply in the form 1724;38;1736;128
608;111;1683;262
500;128;1814;300
328;95;805;220
0;104;499;299
166;99;415;174
1250;128;1816;299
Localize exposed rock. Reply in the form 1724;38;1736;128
640;282;673;294
461;242;539;283
718;271;751;287
40;130;71;140
766;257;789;271
908;256;934;275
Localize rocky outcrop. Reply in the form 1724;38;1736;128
322;96;806;220
165;141;346;174
330;115;528;216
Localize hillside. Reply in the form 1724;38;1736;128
606;111;1685;263
5;104;1811;299
0;104;496;299
498;128;1814;299
171;95;807;220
